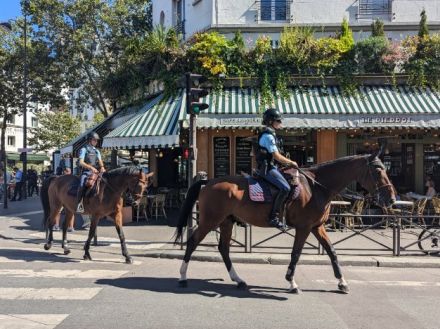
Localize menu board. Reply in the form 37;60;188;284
235;137;253;175
213;137;230;178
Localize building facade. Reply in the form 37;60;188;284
152;0;440;42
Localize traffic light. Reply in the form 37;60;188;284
186;73;209;115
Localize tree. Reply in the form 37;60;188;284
418;9;429;38
371;19;385;37
28;110;80;152
0;17;64;168
29;0;152;117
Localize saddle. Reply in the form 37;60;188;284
246;169;301;203
67;174;101;198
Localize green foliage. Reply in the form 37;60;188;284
354;37;389;74
339;18;355;52
371;19;385;37
418;9;429;38
278;27;314;74
93;112;105;125
28;110;81;152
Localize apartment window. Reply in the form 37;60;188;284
357;0;392;19
160;11;165;26
31;117;38;128
260;0;289;21
7;136;15;147
6;115;14;124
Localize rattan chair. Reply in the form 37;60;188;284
135;195;149;222
149;194;167;219
430;197;440;226
342;199;365;229
407;198;427;228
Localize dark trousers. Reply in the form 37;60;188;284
28;183;38;196
12;182;23;201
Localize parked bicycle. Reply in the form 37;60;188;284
418;225;440;255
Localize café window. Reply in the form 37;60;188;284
424;144;440;190
6;115;14;124
7;136;15;146
213;137;230;178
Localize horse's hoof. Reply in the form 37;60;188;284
63;249;71;255
237;281;248;290
125;257;133;264
44;243;52;251
338;283;349;294
178;280;188;288
289;287;301;294
83;254;92;261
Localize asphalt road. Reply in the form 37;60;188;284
1;199;440;329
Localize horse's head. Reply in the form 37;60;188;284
128;170;154;206
358;150;396;208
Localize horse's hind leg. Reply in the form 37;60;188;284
218;218;247;289
62;209;74;255
178;224;212;287
285;228;310;294
312;225;349;294
83;217;99;261
44;202;62;251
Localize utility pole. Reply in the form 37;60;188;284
185;73;208;241
22;0;29;199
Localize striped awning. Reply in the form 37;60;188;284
197;86;440;129
102;91;186;149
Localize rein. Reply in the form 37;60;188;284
100;173;147;198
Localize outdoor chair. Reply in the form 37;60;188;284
342;199;365;229
149;194;167;219
430;197;440;226
134;195;149;222
407;198;428;228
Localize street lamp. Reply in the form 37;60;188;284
0;22;12;208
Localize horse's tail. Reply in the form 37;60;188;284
174;179;208;244
40;175;57;230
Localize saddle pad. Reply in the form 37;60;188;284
67;183;79;197
247;177;272;203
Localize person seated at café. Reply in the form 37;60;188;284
425;176;437;198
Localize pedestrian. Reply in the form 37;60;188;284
11;167;23;201
27;167;38;197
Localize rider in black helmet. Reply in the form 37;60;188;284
75;131;105;213
257;108;298;229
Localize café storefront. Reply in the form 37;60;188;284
194;86;440;194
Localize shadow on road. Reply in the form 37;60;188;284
0;248;77;263
96;277;289;301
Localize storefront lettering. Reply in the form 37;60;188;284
361;117;412;124
220;117;262;126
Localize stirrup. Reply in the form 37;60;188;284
76;202;84;214
268;217;286;230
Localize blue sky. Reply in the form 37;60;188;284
0;0;22;22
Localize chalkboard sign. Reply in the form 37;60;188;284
213;137;230;178
235;137;252;175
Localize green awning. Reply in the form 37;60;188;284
196;86;440;129
6;152;49;162
102;91;185;149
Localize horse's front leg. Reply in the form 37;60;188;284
61;210;74;255
312;225;349;294
112;209;132;264
44;205;62;251
285;228;310;294
83;217;99;261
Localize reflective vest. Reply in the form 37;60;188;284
256;127;281;172
82;145;99;171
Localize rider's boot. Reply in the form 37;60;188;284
76;186;86;214
268;190;288;230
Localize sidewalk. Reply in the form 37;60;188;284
1;196;440;268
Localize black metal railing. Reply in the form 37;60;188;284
173;20;184;37
357;0;392;19
255;0;291;22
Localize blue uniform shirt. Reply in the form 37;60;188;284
78;146;102;161
15;170;23;183
259;133;278;154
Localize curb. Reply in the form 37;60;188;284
139;250;440;268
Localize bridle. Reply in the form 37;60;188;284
365;158;394;202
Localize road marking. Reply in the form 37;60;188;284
0;256;142;265
0;269;128;279
0;314;68;329
109;242;167;250
0;288;102;300
314;279;440;287
0;210;44;217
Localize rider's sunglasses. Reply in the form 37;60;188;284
275;119;282;123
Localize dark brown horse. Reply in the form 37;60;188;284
175;152;396;293
40;167;152;263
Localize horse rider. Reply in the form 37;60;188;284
257;108;298;229
76;132;106;213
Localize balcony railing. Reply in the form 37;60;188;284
173;20;185;37
255;1;291;22
357;0;392;19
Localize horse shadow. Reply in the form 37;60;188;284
0;248;78;263
95;277;290;301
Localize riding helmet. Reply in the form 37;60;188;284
87;131;100;140
262;108;282;125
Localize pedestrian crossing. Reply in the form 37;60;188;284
0;247;135;329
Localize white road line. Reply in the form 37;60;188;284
0;210;44;217
0;269;128;279
0;314;68;329
0;256;142;265
0;288;102;300
314;279;440;287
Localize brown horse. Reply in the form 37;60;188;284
40;167;152;263
175;152;396;293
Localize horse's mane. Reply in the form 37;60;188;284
306;154;370;174
105;166;141;178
